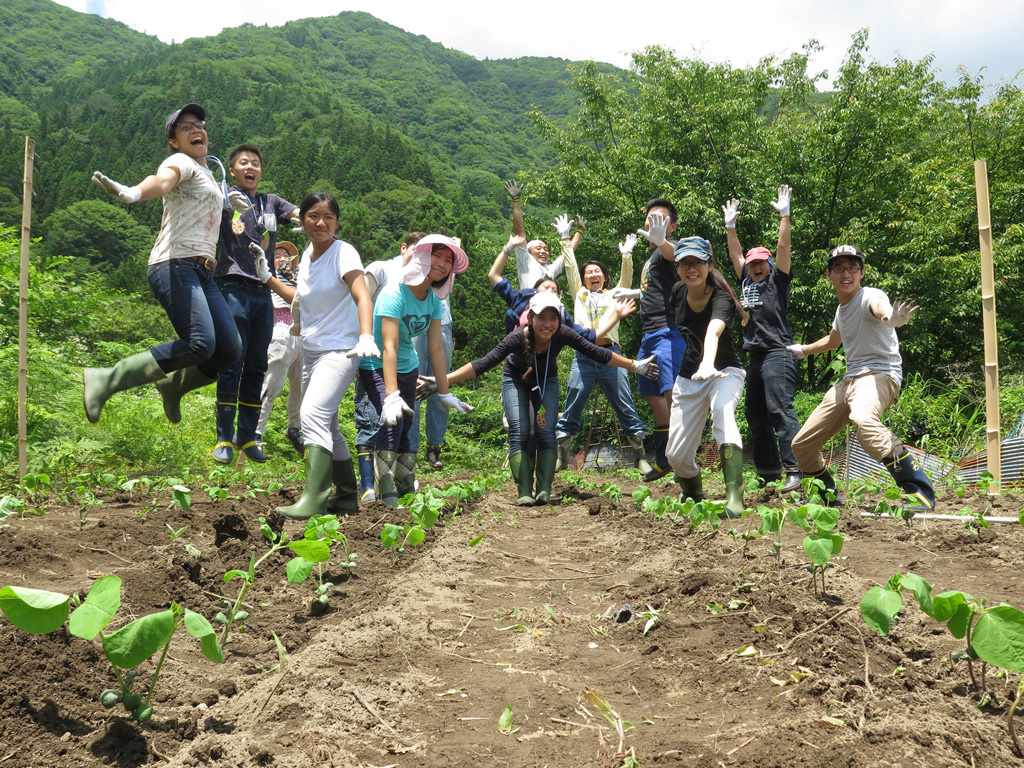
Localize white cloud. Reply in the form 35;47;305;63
52;0;1023;88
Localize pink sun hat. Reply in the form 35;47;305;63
402;234;469;300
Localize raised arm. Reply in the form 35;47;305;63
722;198;744;280
637;212;674;263
505;179;525;239
490;234;525;286
556;214;581;298
92;165;182;204
771;185;792;275
253;246;296;302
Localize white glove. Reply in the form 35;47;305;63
291;220;305;234
607;286;642;301
882;298;919;328
618;234;638;256
553;214;574;240
691;362;726;381
251;246;272;283
289;294;301;336
227;189;251;212
438;392;475;414
722;198;740;229
346;334;381;358
632;356;659;380
786;344;805;361
771;185;792;217
416;375;438;402
380;391;413;427
637;212;668;247
92;171;141;204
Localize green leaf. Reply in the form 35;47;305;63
947;602;972;639
69;574;122;640
899;573;936;618
405;527;427;547
860;586;903;636
972;606;1024;673
101;610;175;669
803;533;838;567
289;539;331;563
498;704;515;733
183;610;224;664
0;586;70;634
468;534;486;547
931;590;968;623
807;504;841;532
380;524;404;548
286;557;314;584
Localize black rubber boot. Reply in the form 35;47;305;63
720;443;745;519
157;366;217;423
508;452;535;506
356;447;376;503
883;451;935;516
675;474;704;503
374;450;401;508
643;425;671;481
534;449;558;505
83;351;167;423
757;471;783;487
277;445;333;520
325;458;359;514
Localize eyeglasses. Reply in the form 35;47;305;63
677;259;707;268
175;120;207;131
829;265;861;274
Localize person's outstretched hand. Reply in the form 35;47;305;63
504;179;524;201
637;212;668;247
722;198;740;229
771;185;792;217
553;214;574;239
882;298;919;328
92;171;141;204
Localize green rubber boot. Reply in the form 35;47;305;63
277;445;333;520
720;443;745;519
156;366;217;423
675;473;704;503
83;351;166;423
374;449;401;508
325;458;359;514
396;452;417;499
534;449;558;506
508;451;535;506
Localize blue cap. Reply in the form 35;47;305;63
674;236;712;262
165;103;206;138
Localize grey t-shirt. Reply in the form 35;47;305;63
834;286;902;385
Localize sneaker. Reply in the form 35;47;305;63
285;426;304;456
427;444;443;469
212;442;235;464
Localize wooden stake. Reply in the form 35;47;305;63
974;159;1000;495
18;138;35;480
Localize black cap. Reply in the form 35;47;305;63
827;244;864;269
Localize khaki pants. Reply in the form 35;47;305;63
792;373;900;473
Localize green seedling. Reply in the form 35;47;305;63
756;504;786;566
582;690;632;759
381;490;443;553
631;487;651;507
498;703;519;735
166;524;188;542
19;472;51;504
788;501;843;594
636;603;665;636
185;544;202;560
169;485;192;510
135;505;152;522
202;483;229;503
285;514;356;609
442;478;488;516
601;482;622;504
0;574;221;725
0;494;26;522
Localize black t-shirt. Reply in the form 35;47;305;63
470;324;613;387
671;284;742;378
639;244;680;335
738;267;794;352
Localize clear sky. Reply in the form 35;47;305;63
56;0;1022;91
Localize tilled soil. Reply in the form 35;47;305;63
0;472;1022;767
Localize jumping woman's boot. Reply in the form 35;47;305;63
213;399;237;464
157;366;217;423
883;451;935;517
804;467;841;507
396;452;418;499
627;434;652;475
643;425;671;481
374;450;401;508
325;458;359;514
83;351;167;423
534;449;558;506
277;445;333;520
356;446;376;503
508;452;535;506
555;434;573;472
720;443;745;519
675;473;704;503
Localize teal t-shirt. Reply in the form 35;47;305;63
361;283;442;374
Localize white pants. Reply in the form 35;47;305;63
300;348;359;459
666;367;745;478
256;322;303;436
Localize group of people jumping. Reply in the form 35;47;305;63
82;102;936;520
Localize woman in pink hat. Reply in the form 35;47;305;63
357;235;474;506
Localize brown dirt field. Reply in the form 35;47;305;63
1;471;1022;767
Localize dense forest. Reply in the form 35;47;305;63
2;0;1023;477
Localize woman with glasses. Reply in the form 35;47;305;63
84;103;250;424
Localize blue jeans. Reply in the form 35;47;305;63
409;323;454;451
215;277;274;441
353;376;380;450
503;374;559;454
637;326;687;397
555;346;646;438
745;348;801;473
359;368;419;452
147;258;241;377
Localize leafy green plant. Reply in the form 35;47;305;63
755;504;786;566
381;489;443;552
168;484;191;510
165;524;188;542
498;703;519;735
788;502;843;594
202;483;229;503
636;603;665;636
285;514;356;610
0;574;222;724
601;482;622;504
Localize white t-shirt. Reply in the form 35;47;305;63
365;254;404;301
515;244;564;290
834;286;902;385
148;153;224;266
298;240;365;352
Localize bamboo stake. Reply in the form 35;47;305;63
974;159;1000;495
18;138;35;480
